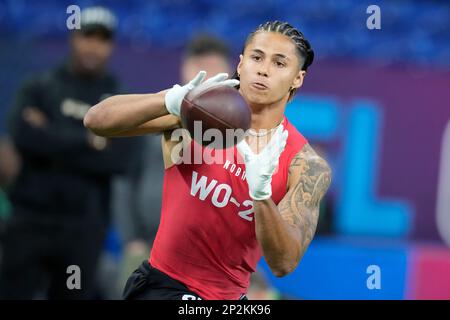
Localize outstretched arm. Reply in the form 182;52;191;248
84;72;239;137
83;90;179;137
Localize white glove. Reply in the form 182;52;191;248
237;125;289;200
164;71;239;116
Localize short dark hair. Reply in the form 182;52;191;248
184;34;231;60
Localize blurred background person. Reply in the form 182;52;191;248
0;6;138;299
0;136;19;243
0;136;21;189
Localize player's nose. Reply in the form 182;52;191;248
257;62;269;77
257;70;268;77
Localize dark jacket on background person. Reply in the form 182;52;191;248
7;62;139;224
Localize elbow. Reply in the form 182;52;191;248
271;265;296;278
83;111;94;130
269;244;303;278
269;259;299;278
83;103;109;135
272;269;288;278
83;105;101;130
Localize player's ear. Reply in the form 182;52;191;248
237;54;244;76
292;70;306;90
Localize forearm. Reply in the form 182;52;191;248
253;198;301;277
83;90;169;137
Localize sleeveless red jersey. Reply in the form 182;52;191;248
149;116;308;299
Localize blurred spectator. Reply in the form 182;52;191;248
180;34;233;82
0;136;21;188
0;7;138;299
0;135;19;246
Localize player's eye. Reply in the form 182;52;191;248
275;61;286;68
251;55;262;62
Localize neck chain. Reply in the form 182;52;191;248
248;120;283;137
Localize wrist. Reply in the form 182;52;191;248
252;197;272;204
156;90;171;115
164;84;184;116
249;185;272;201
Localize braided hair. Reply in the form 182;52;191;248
234;21;314;100
250;21;314;71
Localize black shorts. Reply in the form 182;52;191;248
123;261;204;300
123;261;248;300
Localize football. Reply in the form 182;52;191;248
180;83;251;149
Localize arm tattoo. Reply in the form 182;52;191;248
278;144;332;252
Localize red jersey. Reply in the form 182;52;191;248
149;116;308;299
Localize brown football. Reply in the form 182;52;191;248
180;83;251;149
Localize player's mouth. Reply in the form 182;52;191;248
250;82;268;90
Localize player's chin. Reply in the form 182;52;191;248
242;89;271;106
247;94;273;107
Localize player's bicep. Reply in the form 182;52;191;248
277;145;332;246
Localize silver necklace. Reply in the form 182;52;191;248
247;121;283;137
